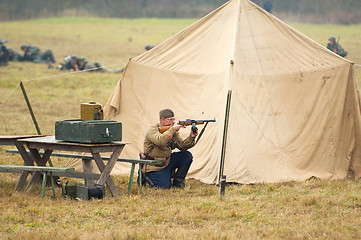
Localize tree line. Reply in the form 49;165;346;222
0;0;360;24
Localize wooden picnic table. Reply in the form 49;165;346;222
16;136;127;197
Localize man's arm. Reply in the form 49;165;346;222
173;129;197;151
146;125;177;147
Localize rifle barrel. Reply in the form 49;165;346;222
178;119;216;125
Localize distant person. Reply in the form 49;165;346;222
56;55;123;73
78;56;98;71
78;56;124;73
21;44;56;63
7;47;23;61
326;36;347;57
52;55;79;71
58;55;101;71
63;54;79;71
145;44;155;51
263;0;273;13
0;39;9;66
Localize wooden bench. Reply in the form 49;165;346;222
6;149;162;194
0;165;75;198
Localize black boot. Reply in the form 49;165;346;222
172;162;191;188
137;164;155;187
137;171;155;187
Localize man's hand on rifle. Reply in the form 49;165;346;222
172;122;182;131
191;128;198;138
171;122;197;137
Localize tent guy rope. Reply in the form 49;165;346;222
0;83;20;108
23;62;125;83
0;62;127;108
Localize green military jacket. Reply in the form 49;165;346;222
143;123;196;172
9;50;23;61
23;45;40;61
327;42;347;57
81;61;97;71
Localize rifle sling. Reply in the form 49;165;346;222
195;121;209;145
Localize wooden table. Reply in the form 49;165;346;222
17;136;127;197
0;135;45;191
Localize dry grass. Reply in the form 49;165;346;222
0;176;360;239
1;18;361;239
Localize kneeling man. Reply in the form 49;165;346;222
142;108;197;188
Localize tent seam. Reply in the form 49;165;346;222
247;0;284;170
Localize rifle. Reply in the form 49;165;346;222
159;119;216;133
159;119;216;145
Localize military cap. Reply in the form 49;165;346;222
20;44;27;50
329;36;336;41
0;39;7;44
71;54;77;60
78;56;87;62
159;108;174;119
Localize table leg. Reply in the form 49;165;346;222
50;172;55;198
128;163;135;194
30;148;53;166
40;171;55;198
91;146;123;197
27;149;53;188
41;172;47;198
16;170;31;191
14;142;34;191
82;158;94;185
15;142;34;165
138;165;142;193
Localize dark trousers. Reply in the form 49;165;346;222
145;151;193;189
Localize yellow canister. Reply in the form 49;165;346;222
80;102;103;121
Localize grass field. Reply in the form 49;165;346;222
1;18;361;239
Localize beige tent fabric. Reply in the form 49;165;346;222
93;0;361;184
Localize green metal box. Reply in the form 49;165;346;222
55;119;122;143
64;184;105;200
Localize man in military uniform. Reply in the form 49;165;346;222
145;44;155;51
63;55;79;71
142;108;198;189
21;44;56;63
327;36;347;57
78;56;98;71
7;47;23;61
78;56;124;73
57;55;102;72
0;39;9;66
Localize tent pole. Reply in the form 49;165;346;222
20;82;54;167
219;89;232;182
20;81;41;135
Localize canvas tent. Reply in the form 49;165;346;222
80;0;361;184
